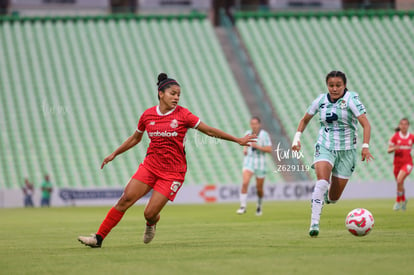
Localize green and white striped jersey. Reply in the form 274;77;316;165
307;91;366;150
244;129;272;170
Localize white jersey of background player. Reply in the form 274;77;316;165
237;117;272;216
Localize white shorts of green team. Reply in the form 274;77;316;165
242;166;266;179
311;143;357;179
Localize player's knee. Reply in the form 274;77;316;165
116;195;134;210
144;208;158;221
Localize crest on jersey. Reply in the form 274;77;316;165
170;119;178;129
339;99;347;109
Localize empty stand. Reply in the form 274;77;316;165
0;14;282;189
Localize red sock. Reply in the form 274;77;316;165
97;207;125;239
397;192;403;202
401;193;406;202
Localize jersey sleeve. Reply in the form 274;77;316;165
389;133;397;145
136;113;146;133
348;92;366;117
307;94;323;115
185;109;201;129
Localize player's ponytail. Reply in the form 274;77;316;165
156;73;180;100
157;73;168;86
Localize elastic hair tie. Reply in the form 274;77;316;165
158;80;178;90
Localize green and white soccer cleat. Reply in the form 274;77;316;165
255;206;262;216
393;202;401;211
309;224;319;237
236;207;246;215
401;200;408;211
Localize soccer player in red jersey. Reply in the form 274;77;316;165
388;118;414;211
78;73;256;247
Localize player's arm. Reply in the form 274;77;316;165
291;113;314;151
357;114;374;162
196;121;256;146
101;131;143;169
387;143;399;153
387;136;399;153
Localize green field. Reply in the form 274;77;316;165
1;200;413;275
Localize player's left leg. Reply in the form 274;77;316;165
327;149;356;204
237;169;254;214
328;176;349;203
396;165;411;211
255;176;265;216
142;190;169;244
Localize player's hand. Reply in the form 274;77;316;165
101;152;117;169
291;141;301;151
291;131;302;151
238;134;257;146
250;142;258;149
361;148;374;162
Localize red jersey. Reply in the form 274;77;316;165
389;131;414;165
137;105;200;173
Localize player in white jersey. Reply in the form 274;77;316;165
291;71;373;237
237;117;272;216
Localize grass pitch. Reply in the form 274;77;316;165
1;199;413;275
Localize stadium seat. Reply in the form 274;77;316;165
0;14;283;189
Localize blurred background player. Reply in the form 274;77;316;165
291;70;373;237
40;174;53;207
387;118;414;211
22;178;34;207
78;73;256;248
236;117;272;216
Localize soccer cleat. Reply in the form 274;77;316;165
143;224;156;244
309;224;319;237
401;200;408;211
236;207;246;215
256;206;262;216
393;202;401;211
78;234;102;248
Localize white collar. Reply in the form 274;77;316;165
156;105;176;116
399;131;410;139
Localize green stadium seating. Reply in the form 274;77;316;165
0;14;283;189
236;12;414;180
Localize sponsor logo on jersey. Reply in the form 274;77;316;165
148;130;178;137
149;121;155;125
170;119;178;129
325;112;338;123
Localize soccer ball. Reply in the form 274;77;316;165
345;208;374;237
